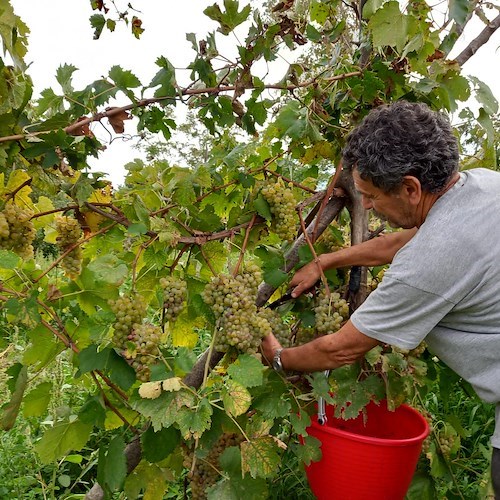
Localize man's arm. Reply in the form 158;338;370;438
261;320;380;372
290;228;417;297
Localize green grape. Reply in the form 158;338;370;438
186;432;244;499
0;202;36;259
55;215;82;246
202;264;265;353
295;326;317;346
409;341;427;357
0;212;9;239
55;215;83;278
260;308;291;347
109;294;147;345
261;178;297;242
160;275;187;322
128;322;163;382
314;289;349;335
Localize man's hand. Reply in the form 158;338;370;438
289;255;324;297
260;332;282;366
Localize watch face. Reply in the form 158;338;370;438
273;349;283;371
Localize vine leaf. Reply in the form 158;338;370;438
5;169;32;206
150;56;177;101
204;0;251;35
294;435;322;466
207;476;269;499
24;324;64;369
368;1;409;52
240;436;281;478
289;411;311;437
141;426;181;463
222;379;251;416
0;364;28;431
227;354;265;388
0;249;20;269
170;310;203;348
107;108;131;134
34;420;93;464
176;397;213;439
124;461;172;500
97;434;127;491
23;382;52;418
132;391;176;431
449;0;470;25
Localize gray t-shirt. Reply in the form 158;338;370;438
351;168;500;448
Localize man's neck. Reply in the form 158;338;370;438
416;172;460;227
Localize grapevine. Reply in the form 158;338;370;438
202;264;271;353
160;275;187;322
0;202;36;259
55;215;83;279
261;178;298;242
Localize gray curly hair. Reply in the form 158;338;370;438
342;101;459;193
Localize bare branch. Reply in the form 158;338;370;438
455;13;500;66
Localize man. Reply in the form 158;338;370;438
261;100;500;496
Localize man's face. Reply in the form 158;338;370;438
352;169;416;229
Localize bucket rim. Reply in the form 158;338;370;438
308;402;430;447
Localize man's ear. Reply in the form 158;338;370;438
401;176;422;205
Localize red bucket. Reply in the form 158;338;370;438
304;400;429;500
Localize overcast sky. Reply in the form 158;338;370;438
10;0;500;186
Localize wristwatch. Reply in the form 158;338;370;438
272;348;284;373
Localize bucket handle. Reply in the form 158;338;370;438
317;370;330;425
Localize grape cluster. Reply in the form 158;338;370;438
369;268;385;291
160;275;187;322
260;308;291;347
409;341;427;358
314;289;349;334
55;215;83;279
438;434;455;459
127;323;163;382
261;178;297;242
109;294;162;381
317;225;345;251
109;294;147;344
294;325;317;346
184;432;244;499
0;202;36;259
202;264;270;353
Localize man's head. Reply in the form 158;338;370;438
342;101;459;228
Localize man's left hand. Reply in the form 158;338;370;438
260;333;282;366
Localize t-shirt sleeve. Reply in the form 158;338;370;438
350;276;456;349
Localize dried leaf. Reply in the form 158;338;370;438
67;117;94;137
106;107;131;133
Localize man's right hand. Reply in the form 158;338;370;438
289;255;325;297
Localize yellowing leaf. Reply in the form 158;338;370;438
84;185;113;232
139;381;163;399
241;436;281;479
125;461;172;500
6;170;32;208
33;196;55;231
222;379;251;416
161;377;182;392
170;310;203;348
